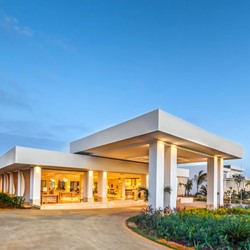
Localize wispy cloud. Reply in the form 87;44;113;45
1;15;33;37
40;33;77;54
0;14;77;53
53;37;77;53
0;132;67;156
0;117;87;144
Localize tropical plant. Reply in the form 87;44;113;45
164;186;172;194
233;174;245;204
197;184;207;196
232;174;245;193
225;187;233;204
193;170;207;194
0;193;25;208
179;179;193;196
221;218;250;247
138;187;149;202
245;180;250;187
134;207;250;249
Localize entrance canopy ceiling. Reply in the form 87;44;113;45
70;109;243;164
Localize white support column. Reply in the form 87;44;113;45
141;174;148;188
148;140;165;209
0;174;3;192
121;177;126;200
9;172;14;195
30;168;33;200
80;173;84;201
140;174;148;201
17;170;25;196
97;171;107;202
3;174;8;193
207;157;218;209
164;146;177;209
217;158;224;206
84;171;93;202
17;171;21;196
30;166;41;206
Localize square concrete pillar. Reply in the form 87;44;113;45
121;177;126;200
217;158;224;206
79;173;84;201
97;171;107;202
207;157;218;209
164;146;177;209
84;171;93;202
30;166;41;206
3;174;8;193
141;174;148;188
9;172;14;195
148;140;165;209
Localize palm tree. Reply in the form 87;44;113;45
232;174;245;192
179;179;193;196
232;174;245;205
197;185;207;196
245;180;250;187
193;170;207;194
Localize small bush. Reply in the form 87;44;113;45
222;217;250;247
0;193;25;208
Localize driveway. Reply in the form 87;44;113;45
0;207;165;250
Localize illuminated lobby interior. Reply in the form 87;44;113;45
40;169;145;204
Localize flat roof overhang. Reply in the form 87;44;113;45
0;146;148;175
70;109;243;163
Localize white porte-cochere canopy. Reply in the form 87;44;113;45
0;109;243;209
70;109;243;209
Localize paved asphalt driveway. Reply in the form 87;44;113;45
0;207;165;250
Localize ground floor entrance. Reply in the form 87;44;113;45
40;169;147;205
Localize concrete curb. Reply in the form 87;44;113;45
121;217;171;249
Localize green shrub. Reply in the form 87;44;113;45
11;196;25;208
222;217;250;247
0;192;25;208
135;206;162;234
134;207;250;249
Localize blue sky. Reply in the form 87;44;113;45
0;1;249;175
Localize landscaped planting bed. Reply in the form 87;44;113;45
0;193;25;208
129;206;250;249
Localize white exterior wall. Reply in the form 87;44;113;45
179;164;247;195
5;147;147;175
